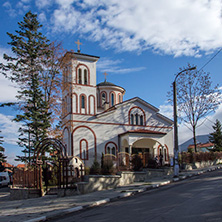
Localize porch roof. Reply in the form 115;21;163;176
119;129;166;136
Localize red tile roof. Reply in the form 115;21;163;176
17;164;26;168
188;142;214;149
2;162;14;168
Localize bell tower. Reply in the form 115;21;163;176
62;43;100;155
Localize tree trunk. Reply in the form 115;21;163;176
193;125;197;152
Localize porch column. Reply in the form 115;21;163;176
129;145;133;170
129;145;132;155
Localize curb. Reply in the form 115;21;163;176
24;166;222;222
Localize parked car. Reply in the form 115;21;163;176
0;172;10;187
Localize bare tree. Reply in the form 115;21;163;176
174;64;221;152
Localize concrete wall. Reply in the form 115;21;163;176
182;159;222;170
77;171;149;194
10;188;41;200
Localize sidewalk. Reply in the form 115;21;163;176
0;165;221;222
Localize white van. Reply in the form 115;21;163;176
0;172;10;187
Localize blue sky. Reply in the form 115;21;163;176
1;0;222;165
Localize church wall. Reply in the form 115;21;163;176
62;51;173;167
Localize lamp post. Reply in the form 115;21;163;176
173;66;196;177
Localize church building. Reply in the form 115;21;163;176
62;43;174;167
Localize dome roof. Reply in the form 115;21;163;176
97;80;125;92
97;80;118;87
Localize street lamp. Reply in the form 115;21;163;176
173;66;196;177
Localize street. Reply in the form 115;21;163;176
52;170;222;222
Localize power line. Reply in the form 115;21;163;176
198;47;222;72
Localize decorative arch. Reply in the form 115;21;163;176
88;95;96;115
76;64;90;85
157;144;163;157
35;138;67;160
72;125;97;159
105;141;118;155
128;106;146;126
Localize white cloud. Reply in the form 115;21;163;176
35;0;53;9
159;103;173;120
0;113;20;145
0;47;18;103
50;0;222;57
97;58;146;74
3;1;17;17
38;12;47;23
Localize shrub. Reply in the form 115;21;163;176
101;158;116;175
90;159;101;175
84;166;90;175
131;155;143;171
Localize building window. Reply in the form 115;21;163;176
128;107;146;126
80;140;88;160
81;95;85;109
84;69;87;85
140;115;143;126
78;68;82;84
135;113;138;125
102;93;106;106
119;94;121;103
112;147;116;156
164;149;167;161
131;114;134;125
107;147;111;154
111;93;114;106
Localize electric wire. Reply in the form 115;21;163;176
198;47;222;72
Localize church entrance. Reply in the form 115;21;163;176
132;148;151;167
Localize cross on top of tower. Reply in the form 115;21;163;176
75;39;82;52
103;72;108;81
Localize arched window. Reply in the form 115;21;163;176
128;106;146;126
140;115;143;126
84;69;87;85
81;95;85;109
107;147;111;154
131;114;134;125
78;68;82;84
112;147;116;156
119;94;121;103
111;93;114;106
164;148;167;161
102;93;106;106
80;140;88;160
135;113;138;125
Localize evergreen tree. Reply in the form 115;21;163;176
0;11;52;163
209;119;222;151
0;131;7;164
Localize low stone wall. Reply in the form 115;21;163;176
77;175;121;194
77;171;147;194
181;159;222;170
118;171;147;186
145;168;173;178
10;187;41;200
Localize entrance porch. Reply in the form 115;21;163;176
119;129;169;167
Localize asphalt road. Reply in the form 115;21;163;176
52;170;222;222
